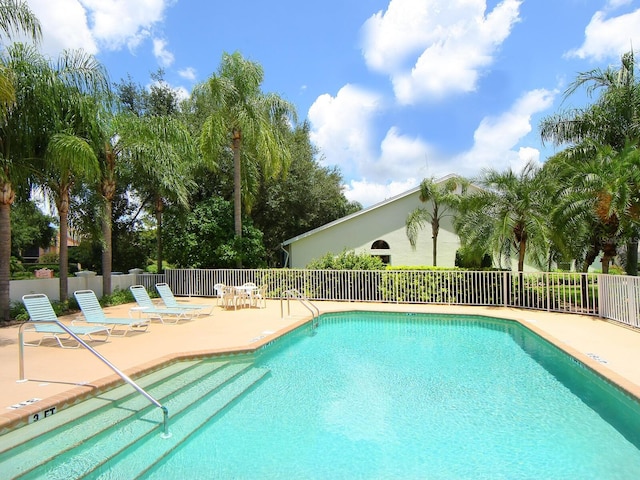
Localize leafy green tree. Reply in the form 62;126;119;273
406;176;468;266
163;196;267;268
0;1;42;319
251;122;361;265
10;199;55;258
197;51;297;245
455;161;552;272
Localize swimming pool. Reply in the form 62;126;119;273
7;311;640;479
142;312;640;479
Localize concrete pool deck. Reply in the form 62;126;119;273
1;298;640;436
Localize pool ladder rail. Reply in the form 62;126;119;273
280;289;320;328
18;320;171;438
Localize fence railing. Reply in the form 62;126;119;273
11;268;638;329
598;274;640;328
165;268;606;316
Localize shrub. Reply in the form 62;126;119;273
39;252;59;263
306;250;386;270
100;288;134;307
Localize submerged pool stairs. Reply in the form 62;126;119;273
0;358;270;479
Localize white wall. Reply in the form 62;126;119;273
9;273;137;303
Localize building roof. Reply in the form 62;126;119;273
282;173;459;246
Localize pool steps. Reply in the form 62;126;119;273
0;359;270;479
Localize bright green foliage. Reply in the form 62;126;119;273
197;51;297;241
455;161;553;272
163;196;267;268
252;122;361;264
306;250;386;270
540;50;640;274
10;200;55;258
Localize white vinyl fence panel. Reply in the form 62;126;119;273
10;268;639;330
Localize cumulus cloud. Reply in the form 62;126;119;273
308;84;383;176
24;0;97;56
343;178;420;207
25;0;169;55
450;88;556;175
566;6;640;61
362;0;522;103
178;67;197;80
153;38;174;66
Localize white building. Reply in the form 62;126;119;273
282;175;466;269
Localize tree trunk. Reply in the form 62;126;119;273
517;239;526;272
626;237;638;276
232;129;242;268
431;218;439;267
101;175;116;296
101;197;112;296
0;181;15;321
155;196;164;274
601;240;616;274
57;192;70;302
232;130;242;238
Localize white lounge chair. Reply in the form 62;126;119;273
155;283;214;316
74;290;150;336
22;294;109;348
129;285;193;324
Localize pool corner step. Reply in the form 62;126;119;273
92;366;271;479
0;359;243;479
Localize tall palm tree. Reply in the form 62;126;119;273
115;113;197;273
540;49;640;273
406;176;468;266
34;51;109;301
197;52;297;244
0;1;41;320
455;161;552;272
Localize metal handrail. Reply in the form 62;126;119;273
280;289;320;328
18;320;171;438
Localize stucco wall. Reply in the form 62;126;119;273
286;189;462;268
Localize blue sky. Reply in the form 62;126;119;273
23;0;640;207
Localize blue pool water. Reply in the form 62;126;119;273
139;312;640;479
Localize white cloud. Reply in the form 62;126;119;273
451;88;555;175
153;37;174;66
362;0;522;103
25;0;98;56
308;84;383;176
566;7;640;61
79;0;168;51
343;178;419;207
25;0;169;56
178;67;197;80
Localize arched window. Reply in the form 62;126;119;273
371;240;391;264
371;240;390;249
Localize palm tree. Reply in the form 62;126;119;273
34;51;109;301
540;49;640;273
197;52;297;245
455;161;552;272
115;113;197;273
548;141;640;273
406;176;468;266
0;1;42;320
